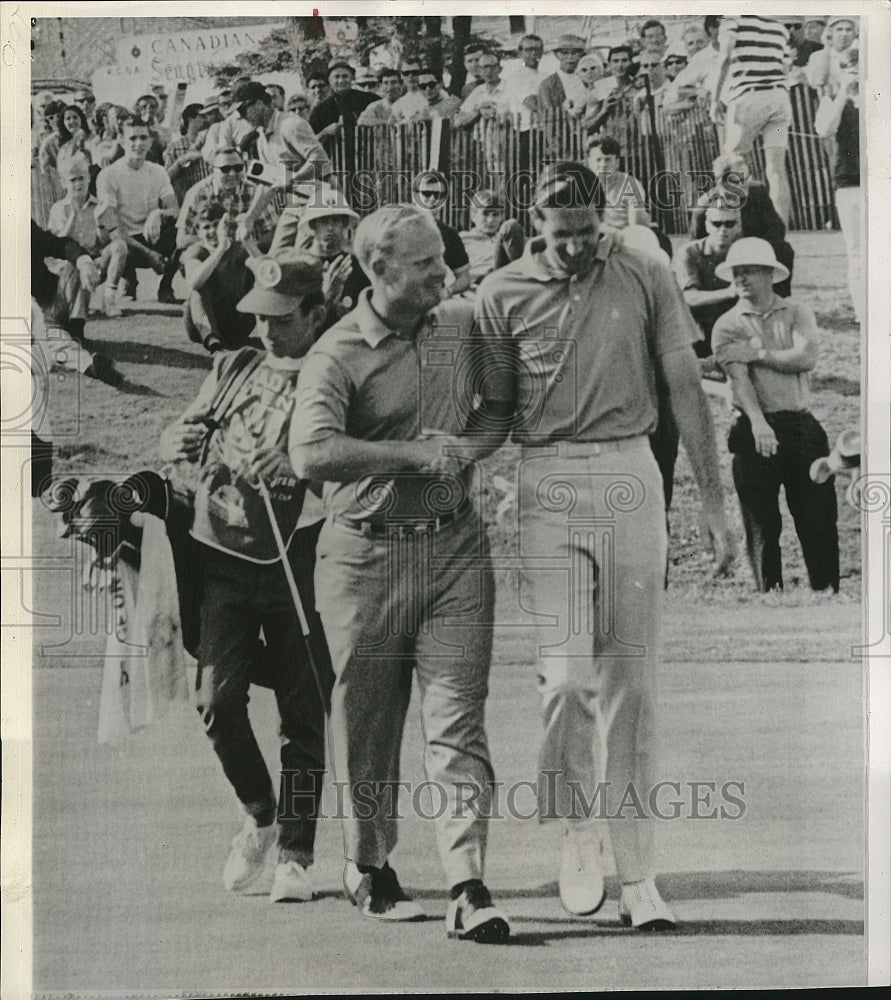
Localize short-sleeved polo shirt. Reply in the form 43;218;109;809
712;297;816;413
474;234;699;444
96;159;176;237
290;289;501;522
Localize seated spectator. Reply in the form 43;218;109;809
201;87;252;164
132;93;168;163
412;69;462;121
176;147;280;254
269;187;367;320
38;101;71;175
96;115;181;304
390;61;434;122
537;34;588;112
410;171;472;295
181;203;255;354
86;103;124;172
55;104;93;175
236;81;332;182
689;152;793;297
164;104;207;184
308;62;379;147
458;189;524;287
712;238;839;594
47;153;128;317
673;192;741;357
356;68;405;125
806;16;857;97
586;136;652;230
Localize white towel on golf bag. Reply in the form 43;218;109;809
97;513;191;745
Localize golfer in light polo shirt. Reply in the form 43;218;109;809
289;204;510;942
473;162;733;930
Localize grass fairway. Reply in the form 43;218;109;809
24;230;867;992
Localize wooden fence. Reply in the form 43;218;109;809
32;86;837;237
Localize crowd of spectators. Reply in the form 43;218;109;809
30;14;861;592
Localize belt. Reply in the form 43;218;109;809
521;436;649;457
332;499;473;537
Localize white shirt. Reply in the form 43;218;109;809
504;65;543;129
557;69;588;108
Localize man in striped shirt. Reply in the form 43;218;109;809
712;15;793;226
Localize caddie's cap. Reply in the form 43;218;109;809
237;251;324;316
714;237;790;284
533;161;605;212
827;16;857;31
553;34;587;53
300;186;360;225
233;80;271;115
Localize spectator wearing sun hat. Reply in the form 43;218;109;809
712;237;839;593
806;15;857;97
537;33;588;111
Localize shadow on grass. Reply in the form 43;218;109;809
101;340;212;370
812;374;860;397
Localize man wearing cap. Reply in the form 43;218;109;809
176;146;280;254
237;80;332;182
537;34;588;111
289;204;511;942
712;237;839;594
806;16;856;97
159;250;333;903
181;203;255;353
458;189;524;287
268;187;370;320
473;162;732;930
308;62;379;145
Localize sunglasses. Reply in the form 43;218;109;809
217;164;245;174
402;69;420;76
418;189;445;199
707;218;738;228
419;80;439;90
665;58;686;64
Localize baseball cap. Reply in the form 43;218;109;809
553;33;587;53
827;16;857;31
237;251;324;315
233;81;271;115
714;237;790;284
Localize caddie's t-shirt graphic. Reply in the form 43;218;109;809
190;348;307;562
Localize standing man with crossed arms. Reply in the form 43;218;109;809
473;163;733;929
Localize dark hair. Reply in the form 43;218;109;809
640;20;666;36
299;290;326;315
196;203;226;225
704;16;722;34
307;73;329;86
62;103;90;136
379;67;403;82
120;114;150;134
519;34;544;48
464;44;487;58
586;135;621;157
180;103;204;134
608;45;634;62
327;61;355;77
533;162;605;215
135;94;159;108
417;68;441;83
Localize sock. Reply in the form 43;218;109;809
450;878;483;900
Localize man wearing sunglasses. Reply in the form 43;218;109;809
413;70;461;121
356;69;405;125
176;147;279;254
390;62;428;122
674;192;743;356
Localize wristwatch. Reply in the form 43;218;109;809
757;348;767;360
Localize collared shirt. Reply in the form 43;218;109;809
474;234;699;444
458;80;512;121
504;65;543;128
599;171;651;229
180;347;311;562
46;194;109;255
257;109;331;178
391;89;433;123
95;158;176;236
712;297;816;413
674;236;732;291
458;227;500;282
290;289;500;522
175;174;279;248
201;110;253;164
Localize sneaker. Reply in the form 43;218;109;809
103;285;122;318
558;821;606;916
222;816;277;893
445;880;510;943
618;878;677;930
270;859;314;903
343;862;426;922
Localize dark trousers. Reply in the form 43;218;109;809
123;216;180;294
195;526;332;862
728;410;839;593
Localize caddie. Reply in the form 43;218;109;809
159;250;333;903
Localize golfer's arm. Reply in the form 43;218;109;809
290;433;430;483
660;348;726;510
724;362;768;426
